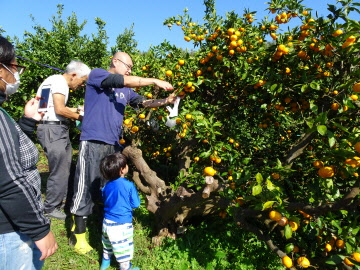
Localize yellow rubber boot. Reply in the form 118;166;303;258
74;233;93;254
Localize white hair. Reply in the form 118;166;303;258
65;60;91;78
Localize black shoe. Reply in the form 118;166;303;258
46;208;66;220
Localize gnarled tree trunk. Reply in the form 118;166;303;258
122;145;229;245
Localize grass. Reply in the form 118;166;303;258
37;146;284;270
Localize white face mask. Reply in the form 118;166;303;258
1;64;21;96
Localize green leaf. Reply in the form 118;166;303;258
310;102;318;113
351;226;360;236
306;120;314;129
331;122;350;133
317;125;327;136
270;84;278;92
331;220;341;230
215;251;227;259
255;173;263;184
252;185;262;196
328;136;336;148
266;179;276;191
284;224;292;239
205;263;215;270
301;84;308;93
262;201;276;210
325;255;346;265
199;150;211;158
242;158;251;165
310;81;320;90
315;112;328;125
325;179;334;189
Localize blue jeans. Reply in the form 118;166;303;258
0;231;44;270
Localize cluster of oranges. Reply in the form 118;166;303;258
313;141;360;178
269;210;299;230
123;118;139;134
209;151;222;164
272;44;290;62
344;252;360;266
274;12;294;24
183;81;196;93
342;35;357;49
282;256;310;269
268;210;311;268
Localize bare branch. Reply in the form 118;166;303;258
284;131;317;166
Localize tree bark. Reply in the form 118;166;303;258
122;145;230;245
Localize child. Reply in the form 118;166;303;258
99;152;141;270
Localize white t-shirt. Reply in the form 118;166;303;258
36;74;69;121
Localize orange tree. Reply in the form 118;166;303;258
3;1;360;268
117;0;360;268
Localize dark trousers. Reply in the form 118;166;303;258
37;124;72;213
70;140;121;217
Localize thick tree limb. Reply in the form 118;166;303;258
123;145;166;193
233;208;297;268
284;131;317;166
131;171;150;194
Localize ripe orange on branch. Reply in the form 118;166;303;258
313;160;324;168
353;83;360;92
336;239;345;249
331;103;340;111
297;257;310;268
119;139;126;144
353;252;360;262
318;166;334;178
325;243;332;252
332;29;343;37
227;28;235;35
354;142;360;153
289;221;299;231
344;257;355;266
269;210;282;221
282;256;293;268
204;167;216;176
131;126;139;133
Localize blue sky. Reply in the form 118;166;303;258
2;0;359;52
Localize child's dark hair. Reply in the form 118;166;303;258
100;152;128;181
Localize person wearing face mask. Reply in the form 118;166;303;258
36;60;91;221
0;36;58;269
69;51;176;255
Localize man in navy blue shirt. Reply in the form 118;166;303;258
70;52;176;254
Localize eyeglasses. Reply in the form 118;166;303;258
1;63;26;75
116;58;133;70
